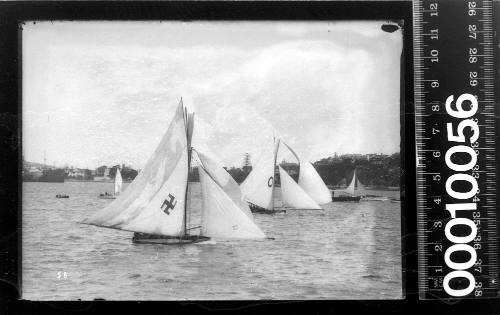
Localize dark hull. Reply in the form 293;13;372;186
98;195;116;199
251;208;287;214
248;203;286;214
331;196;361;202
362;196;389;202
132;233;210;245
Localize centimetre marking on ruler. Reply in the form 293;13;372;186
414;0;497;300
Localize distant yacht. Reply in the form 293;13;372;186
333;168;388;202
98;168;123;199
241;138;331;214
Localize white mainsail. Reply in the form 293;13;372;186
278;166;321;210
345;169;366;196
114;168;123;196
298;161;331;205
82;101;188;236
240;139;277;210
281;141;331;205
186;111;194;146
199;166;266;239
197;150;253;219
345;171;355;195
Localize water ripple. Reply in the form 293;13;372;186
22;182;402;300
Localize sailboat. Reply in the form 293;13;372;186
332;168;363;202
240;138;330;214
98;168;123;199
333;168;388;202
281;142;332;205
82;100;266;245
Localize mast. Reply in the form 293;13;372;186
183;103;194;236
183;102;188;236
271;137;280;210
353;167;357;190
184;146;192;236
281;140;301;183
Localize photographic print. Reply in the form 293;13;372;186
22;21;403;300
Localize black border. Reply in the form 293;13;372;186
1;0;409;311
0;1;497;314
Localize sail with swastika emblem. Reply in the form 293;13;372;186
82;100;188;237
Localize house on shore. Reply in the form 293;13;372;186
27;166;44;179
94;165;111;181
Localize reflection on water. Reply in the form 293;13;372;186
22;182;402;300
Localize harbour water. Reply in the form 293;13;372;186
22;181;402;300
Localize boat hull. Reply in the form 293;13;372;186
132;233;210;245
331;196;361;202
248;203;286;214
98;195;116;199
362;196;389;202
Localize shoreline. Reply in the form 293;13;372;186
24;180;399;191
23;179;133;183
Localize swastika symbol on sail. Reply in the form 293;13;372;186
161;194;177;215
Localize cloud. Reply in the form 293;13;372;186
23;21;402;169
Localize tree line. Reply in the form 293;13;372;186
188;153;400;188
313;153;400;188
23;153;400;188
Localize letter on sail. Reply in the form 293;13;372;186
199;167;266;239
82;102;188;237
114;168;123;195
240;140;277;210
278;166;321;210
298;162;331;205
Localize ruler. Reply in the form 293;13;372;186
414;0;497;299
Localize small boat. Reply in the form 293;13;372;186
240;138;330;214
363;195;390;202
98;168;123;199
248;203;285;214
282;141;332;205
98;193;114;199
82;99;266;245
331;195;361;202
342;167;366;199
332;168;387;202
56;194;69;198
132;233;209;245
240;137;286;214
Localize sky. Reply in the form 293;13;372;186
22;21;402;169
